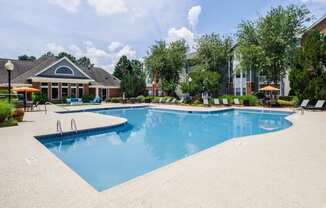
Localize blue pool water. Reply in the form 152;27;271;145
37;108;292;191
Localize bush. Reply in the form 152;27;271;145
82;95;95;103
111;97;121;103
152;97;161;103
218;95;258;106
278;96;293;101
277;99;294;107
136;95;145;103
0;101;13;122
32;92;48;104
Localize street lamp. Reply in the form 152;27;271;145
152;80;156;96
4;60;14;103
188;77;192;82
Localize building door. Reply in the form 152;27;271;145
101;88;107;101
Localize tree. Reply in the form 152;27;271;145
237;4;311;84
18;55;36;61
113;55;133;80
114;56;146;97
145;40;188;95
77;56;94;68
289;31;326;100
57;52;78;64
181;66;221;97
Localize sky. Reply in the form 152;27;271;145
0;0;325;72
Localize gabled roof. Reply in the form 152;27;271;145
0;56;120;87
305;14;326;33
82;67;120;87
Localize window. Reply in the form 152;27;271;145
41;83;48;97
71;84;77;98
78;84;83;98
55;66;74;75
61;83;68;99
51;83;59;100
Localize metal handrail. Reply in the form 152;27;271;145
56;120;63;135
71;118;78;133
45;101;70;114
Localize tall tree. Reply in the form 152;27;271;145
77;56;94;68
237;4;311;84
145;40;188;95
289;31;326;100
113;55;133;80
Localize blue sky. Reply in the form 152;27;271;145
0;0;325;72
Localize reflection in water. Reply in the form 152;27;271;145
39;108;291;191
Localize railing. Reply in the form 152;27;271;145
44;101;70;114
70;118;78;133
56;120;63;135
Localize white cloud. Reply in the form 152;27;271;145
44;41;137;73
108;41;123;52
167;27;195;49
300;0;326;3
48;0;80;12
188;5;202;28
45;42;66;54
87;0;127;15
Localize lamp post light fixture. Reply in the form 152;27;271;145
4;60;14;103
152;80;156;96
188;77;192;82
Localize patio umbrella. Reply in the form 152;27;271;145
259;85;280;91
13;87;40;110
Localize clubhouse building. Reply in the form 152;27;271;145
0;55;120;102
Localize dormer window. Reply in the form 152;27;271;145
55;66;74;75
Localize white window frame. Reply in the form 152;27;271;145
54;65;75;76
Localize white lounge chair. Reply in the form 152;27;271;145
300;99;310;108
170;98;176;104
222;98;229;106
213;98;220;105
234;98;240;105
178;98;184;104
203;98;209;106
158;97;163;103
305;100;325;110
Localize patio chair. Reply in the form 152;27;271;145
165;98;172;104
222;98;229;106
178;98;184;104
158;97;163;103
203;98;210;106
234;98;241;106
213;98;220;105
170;98;176;104
305;100;325;110
91;96;101;104
299;99;310;108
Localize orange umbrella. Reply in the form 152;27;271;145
259;85;280;91
13;87;40;93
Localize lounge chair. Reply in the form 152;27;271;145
170;98;176;104
158;97;163;103
91;96;101;104
234;98;240;106
299;99;310;108
222;98;229;106
165;98;172;103
213;98;220;105
203;98;210;106
305;100;325;110
178;98;184;104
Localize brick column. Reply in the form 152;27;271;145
32;82;40;90
83;84;89;96
48;82;52;101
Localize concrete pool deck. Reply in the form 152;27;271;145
0;104;326;208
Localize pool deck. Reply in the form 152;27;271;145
1;103;326;208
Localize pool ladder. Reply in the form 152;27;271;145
57;120;63;135
71;118;78;133
56;119;78;135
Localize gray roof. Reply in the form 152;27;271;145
0;56;120;87
82;67;120;87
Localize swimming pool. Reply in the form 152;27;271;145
37;108;292;191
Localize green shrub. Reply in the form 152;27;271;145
152;97;161;103
136;95;145;103
0;101;13;122
111;97;121;103
277;99;294;106
32;92;48;104
278;96;293;101
82;95;95;103
218;95;258;106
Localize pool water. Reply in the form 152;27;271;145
38;108;292;191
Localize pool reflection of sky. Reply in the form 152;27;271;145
39;108;292;191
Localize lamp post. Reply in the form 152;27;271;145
4;60;14;103
152;81;156;96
